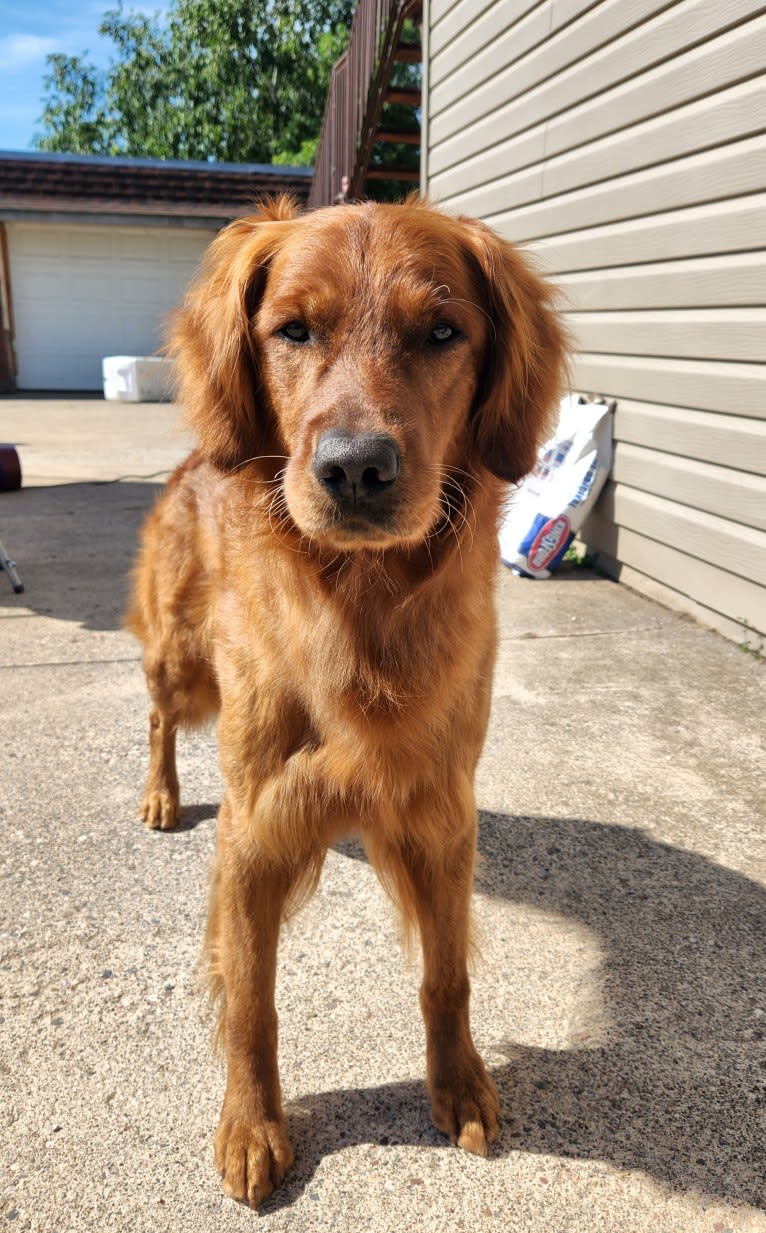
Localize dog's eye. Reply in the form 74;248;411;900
279;321;311;344
428;322;458;345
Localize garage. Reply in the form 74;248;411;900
0;151;313;393
7;221;212;390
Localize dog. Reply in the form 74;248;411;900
127;195;566;1207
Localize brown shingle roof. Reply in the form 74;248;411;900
0;151;312;222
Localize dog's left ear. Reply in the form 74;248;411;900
462;219;569;484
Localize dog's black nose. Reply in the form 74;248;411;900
313;431;401;503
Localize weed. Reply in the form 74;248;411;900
738;619;765;662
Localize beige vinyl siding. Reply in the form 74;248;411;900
425;0;766;648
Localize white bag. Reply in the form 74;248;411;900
499;394;614;578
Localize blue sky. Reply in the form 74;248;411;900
0;1;162;151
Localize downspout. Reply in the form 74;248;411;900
0;223;17;392
419;0;429;201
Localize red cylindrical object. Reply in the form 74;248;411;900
0;445;21;491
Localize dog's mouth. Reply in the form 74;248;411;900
287;483;475;558
284;485;436;552
291;477;471;555
311;501;410;549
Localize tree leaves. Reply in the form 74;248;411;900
34;0;354;164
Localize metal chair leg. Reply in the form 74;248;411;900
0;537;23;593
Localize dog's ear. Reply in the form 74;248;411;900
169;196;301;470
461;219;569;484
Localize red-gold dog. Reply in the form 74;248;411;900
128;196;566;1207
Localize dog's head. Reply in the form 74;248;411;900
171;196;567;551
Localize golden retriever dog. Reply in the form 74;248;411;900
127;195;566;1208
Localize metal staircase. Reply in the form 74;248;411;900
308;0;422;208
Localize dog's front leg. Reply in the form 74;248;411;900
210;797;296;1209
379;810;500;1155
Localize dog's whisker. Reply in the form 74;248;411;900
229;453;290;476
266;490;311;557
443;463;487;497
441;475;477;544
438;295;498;343
239;473;285;488
422;466;478;557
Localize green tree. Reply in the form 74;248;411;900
35;0;354;165
37;55;111;154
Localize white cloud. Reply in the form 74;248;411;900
0;33;57;70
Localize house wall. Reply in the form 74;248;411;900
423;0;766;648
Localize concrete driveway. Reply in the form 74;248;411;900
1;396;764;1232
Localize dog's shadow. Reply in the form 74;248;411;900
260;812;764;1213
174;803;220;832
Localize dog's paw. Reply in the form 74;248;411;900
429;1052;500;1157
214;1115;294;1208
140;788;179;830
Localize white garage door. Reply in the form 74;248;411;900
7;221;215;390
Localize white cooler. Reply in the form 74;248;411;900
102;356;175;402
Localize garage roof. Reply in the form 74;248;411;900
0;150;313;226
